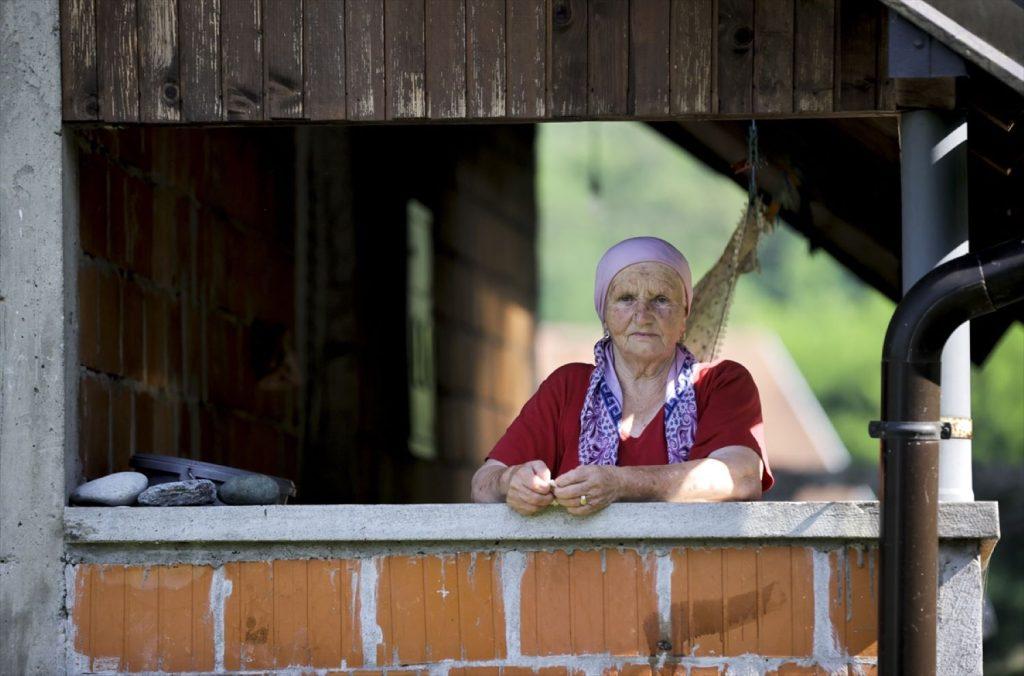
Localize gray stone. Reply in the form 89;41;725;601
70;472;149;506
218;474;280;505
138;479;217;506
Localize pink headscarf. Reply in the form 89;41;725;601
593;236;693;322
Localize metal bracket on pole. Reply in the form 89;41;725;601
869;420;952;440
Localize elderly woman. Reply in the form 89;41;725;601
471;237;773;515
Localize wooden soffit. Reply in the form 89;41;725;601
61;0;897;124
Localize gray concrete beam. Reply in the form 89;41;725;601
0;0;68;673
64;501;1000;546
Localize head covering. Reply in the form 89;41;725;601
579;237;699;468
593;236;693;322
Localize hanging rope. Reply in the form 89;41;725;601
684;120;773;362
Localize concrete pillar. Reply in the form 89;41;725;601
900;109;974;502
0;0;69;672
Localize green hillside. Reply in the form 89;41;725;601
537;121;1023;465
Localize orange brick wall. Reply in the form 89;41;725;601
68;546;878;673
75;128;300;484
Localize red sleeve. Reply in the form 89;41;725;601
486;365;572;471
688;360;774;492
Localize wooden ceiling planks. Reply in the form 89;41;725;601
61;0;895;124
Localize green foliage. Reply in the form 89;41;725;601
537;121;1024;466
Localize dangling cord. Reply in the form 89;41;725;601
747;119;759;208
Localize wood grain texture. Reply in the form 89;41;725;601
753;0;794;113
61;0;99;119
670;0;714;114
178;0;222;121
138;0;180;121
717;0;755;114
346;0;386;120
304;0;347;120
629;0;670;116
96;0;139;121
426;0;467;118
385;0;427;119
264;0;304;119
588;0;629;116
506;0;546;117
836;0;878;111
467;0;507;117
221;0;264;120
794;0;835;113
549;0;588;118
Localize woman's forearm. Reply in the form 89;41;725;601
471;462;511;503
614;447;763;502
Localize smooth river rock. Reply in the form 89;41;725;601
70;472;149;506
137;479;216;506
218;474;280;505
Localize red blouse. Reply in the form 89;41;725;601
487;360;774;492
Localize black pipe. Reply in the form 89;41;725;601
876;238;1024;674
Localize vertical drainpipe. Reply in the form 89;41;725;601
899;109;974;502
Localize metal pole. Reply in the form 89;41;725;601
899;110;974;503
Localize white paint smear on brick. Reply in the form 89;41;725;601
812;549;846;672
655;551;673;643
360;558;384;666
501;551;526;658
209;566;231;673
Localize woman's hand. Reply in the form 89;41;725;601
504;460;555;516
553;466;622;516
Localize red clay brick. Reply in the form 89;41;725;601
845;546;878;657
307;560;343;668
109;381;133;471
79;263;121;375
122;280;145;382
604;549;641;656
387;556;428;665
791;548;815;657
107;167;130;268
688;548;725;656
166;298;183;392
272;560;311;668
157;565;194;672
423;555;461;661
78;151;109;258
125;177;155;280
457;551;502;660
757;547;794;657
91;565;126;671
191;566;216;671
724;549;758;655
143;288;170;390
238;561;275;670
669;548;690;657
181;302;203;398
79;373;110;481
535;550;572;656
829;549;848;654
569;550;605;653
151;186;179;288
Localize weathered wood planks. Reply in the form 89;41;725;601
63;0;896;123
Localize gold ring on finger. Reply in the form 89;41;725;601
580;494;588;507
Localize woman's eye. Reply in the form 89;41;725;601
618;294;635;302
655;295;669;304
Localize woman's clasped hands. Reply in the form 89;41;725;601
502;460;621;517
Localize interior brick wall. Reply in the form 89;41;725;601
75;128;299;485
416;125;538;502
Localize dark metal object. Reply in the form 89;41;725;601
878;237;1024;675
868;420;951;440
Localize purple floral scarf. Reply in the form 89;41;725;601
578;337;699;466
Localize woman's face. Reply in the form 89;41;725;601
603;262;687;363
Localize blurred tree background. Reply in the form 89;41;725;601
536;122;1023;673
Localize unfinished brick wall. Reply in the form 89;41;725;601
67;545;878;673
417;125;538;501
75;128;299;484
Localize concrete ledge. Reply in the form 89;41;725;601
65;501;999;545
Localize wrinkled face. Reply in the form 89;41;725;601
603;262;687;363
